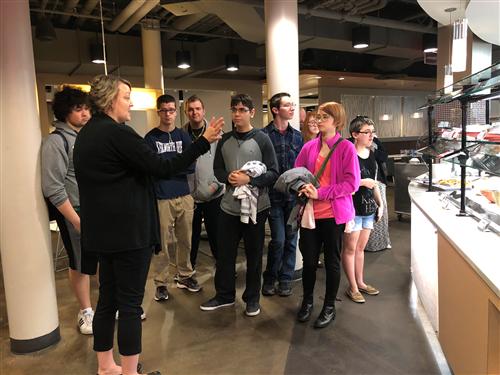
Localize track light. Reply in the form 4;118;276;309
35;16;57;41
176;50;191;69
422;33;437;53
225;53;239;72
352;26;370;49
90;42;106;64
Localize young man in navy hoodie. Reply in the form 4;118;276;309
145;94;201;302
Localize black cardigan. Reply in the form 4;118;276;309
74;113;210;253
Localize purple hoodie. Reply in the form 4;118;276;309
294;132;360;224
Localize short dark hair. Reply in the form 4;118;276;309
184;94;204;112
269;92;291;118
230;93;254;110
52;86;90;122
156;94;176;109
349;115;375;135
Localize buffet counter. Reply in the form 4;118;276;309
409;182;500;375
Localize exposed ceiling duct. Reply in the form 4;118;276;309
75;0;99;26
107;0;146;32
165;13;207;40
162;0;266;43
118;0;160;33
59;0;80;24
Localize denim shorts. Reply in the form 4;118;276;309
352;214;375;231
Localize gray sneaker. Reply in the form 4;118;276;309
262;283;276;296
154;285;169;301
278;283;292;297
176;277;201;292
245;302;261;317
200;297;235;311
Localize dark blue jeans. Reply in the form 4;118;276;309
263;201;298;286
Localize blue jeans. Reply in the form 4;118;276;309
263;201;298;286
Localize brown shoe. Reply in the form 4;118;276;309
345;289;365;303
359;285;380;295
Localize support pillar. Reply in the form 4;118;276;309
0;0;60;353
264;0;303;275
141;20;164;130
265;0;300;128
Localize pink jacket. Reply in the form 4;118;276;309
294;132;360;224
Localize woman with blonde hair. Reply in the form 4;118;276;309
74;75;223;375
300;110;319;142
294;102;360;328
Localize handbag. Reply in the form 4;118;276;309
295;137;344;228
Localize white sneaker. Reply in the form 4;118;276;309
78;310;94;335
115;311;147;320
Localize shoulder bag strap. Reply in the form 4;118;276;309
314;137;344;183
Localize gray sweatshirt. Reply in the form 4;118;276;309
41;121;79;207
214;128;279;216
185;120;225;203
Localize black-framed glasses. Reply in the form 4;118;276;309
358;130;376;135
230;107;250;114
157;109;176;114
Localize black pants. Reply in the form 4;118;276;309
190;196;222;268
214;210;269;304
299;219;344;306
93;247;152;356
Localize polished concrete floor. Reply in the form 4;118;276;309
0;187;449;375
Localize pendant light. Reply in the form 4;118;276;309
452;17;468;72
422;33;437;53
443;8;455;93
225;53;239;72
90;42;106;64
177;40;191;69
176;50;191;69
35;16;57;41
352;26;370;49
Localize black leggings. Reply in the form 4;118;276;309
299;219;344;306
93;247;152;356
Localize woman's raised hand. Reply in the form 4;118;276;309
202;117;224;143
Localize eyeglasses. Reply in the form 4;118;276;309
230;107;250;114
281;103;296;108
157;109;176;114
358;130;376;135
315;114;331;122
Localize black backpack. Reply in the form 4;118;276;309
45;130;69;221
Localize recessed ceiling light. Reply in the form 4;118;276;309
314;76;322;79
338;77;345;81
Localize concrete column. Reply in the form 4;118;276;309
0;0;60;353
265;0;300;129
141;20;164;130
264;0;303;274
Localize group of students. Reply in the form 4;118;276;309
41;75;390;375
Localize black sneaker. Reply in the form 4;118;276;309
176;277;202;292
245;302;261;317
278;283;292;297
200;297;235;311
262;283;276;296
154;286;169;302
